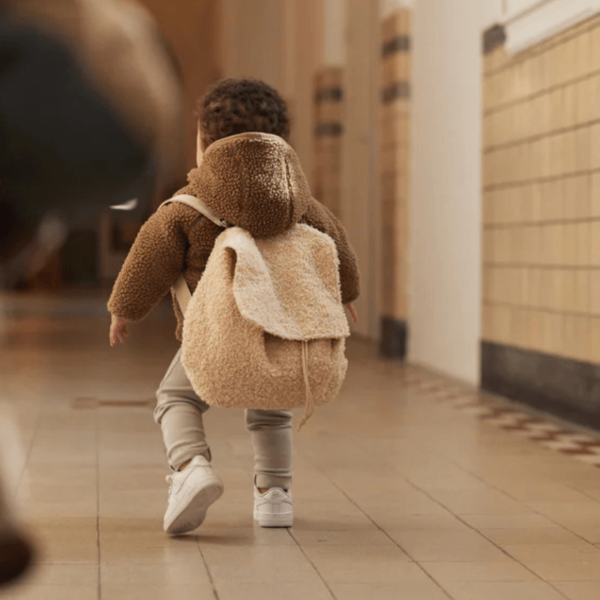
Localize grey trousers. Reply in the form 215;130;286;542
154;349;293;490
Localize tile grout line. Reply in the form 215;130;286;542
483;167;600;191
384;366;600;596
194;535;221;600
401;472;572;599
484;116;600;155
443;462;586;600
300;454;454;600
447;453;599;548
286;529;338;600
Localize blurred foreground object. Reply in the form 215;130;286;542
0;408;33;586
0;0;185;260
0;0;185;585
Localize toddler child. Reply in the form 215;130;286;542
108;79;360;535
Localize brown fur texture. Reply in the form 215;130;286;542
181;225;349;411
108;133;360;339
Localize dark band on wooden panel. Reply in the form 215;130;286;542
382;81;410;104
315;122;344;138
315;86;344;104
382;35;411;58
483;24;506;54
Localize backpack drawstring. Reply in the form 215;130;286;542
297;341;315;432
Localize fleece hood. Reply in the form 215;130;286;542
181;132;311;238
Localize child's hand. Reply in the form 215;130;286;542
344;303;358;324
110;315;130;347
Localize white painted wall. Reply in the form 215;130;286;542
480;0;505;28
409;0;492;384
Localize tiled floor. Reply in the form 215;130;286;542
2;293;600;599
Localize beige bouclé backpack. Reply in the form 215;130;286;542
162;194;351;429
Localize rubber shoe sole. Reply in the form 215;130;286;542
164;479;224;536
253;510;293;528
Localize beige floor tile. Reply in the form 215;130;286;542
430;489;536;516
24;564;98;586
173;501;254;530
99;490;166;519
502;542;600;564
215;580;334;600
421;560;538;583
201;545;320;584
388;528;491;547
10;294;600;597
462;514;559;530
443;582;566;600
301;545;423;584
554;581;600;600
198;526;296;547
291;528;394;546
32;552;98;569
291;502;377;531
33;529;99;565
481;527;584;545
373;514;468;531
331;582;450;600
362;503;450;532
3;585;98;600
403;542;507;562
100;584;214;600
525;556;600;581
100;562;210;586
557;524;600;545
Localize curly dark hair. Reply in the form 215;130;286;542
197;79;291;147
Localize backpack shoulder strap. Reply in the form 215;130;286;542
161;194;230;229
161;194;229;316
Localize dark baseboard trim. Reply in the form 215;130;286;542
483;24;506;55
380;317;408;360
481;341;600;431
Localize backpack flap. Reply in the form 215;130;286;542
223;224;350;341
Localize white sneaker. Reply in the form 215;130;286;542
163;456;224;535
253;487;293;528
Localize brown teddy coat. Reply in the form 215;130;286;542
108;132;360;340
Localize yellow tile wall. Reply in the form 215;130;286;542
483;15;600;363
380;9;411;322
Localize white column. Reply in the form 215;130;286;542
409;0;484;384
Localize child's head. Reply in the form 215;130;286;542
196;79;290;154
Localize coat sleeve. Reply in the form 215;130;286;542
107;204;191;321
302;198;361;305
